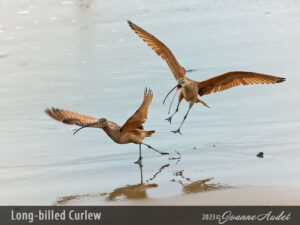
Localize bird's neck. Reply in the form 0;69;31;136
102;126;119;142
182;79;196;91
182;84;191;91
102;125;113;136
184;79;193;86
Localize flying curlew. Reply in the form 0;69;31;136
128;20;285;134
45;88;168;165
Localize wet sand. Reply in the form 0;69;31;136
56;186;300;206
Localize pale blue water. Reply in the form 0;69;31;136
0;0;299;204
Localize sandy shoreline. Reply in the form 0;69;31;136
56;186;300;206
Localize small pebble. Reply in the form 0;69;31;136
257;152;264;158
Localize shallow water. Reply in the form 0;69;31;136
0;0;299;204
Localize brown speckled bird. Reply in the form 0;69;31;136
45;88;168;165
128;20;286;135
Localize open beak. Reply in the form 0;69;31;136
73;122;98;135
163;83;181;105
168;84;181;114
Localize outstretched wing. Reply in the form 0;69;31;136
120;88;153;132
45;107;99;127
198;71;285;96
128;20;186;81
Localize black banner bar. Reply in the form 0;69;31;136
0;206;299;225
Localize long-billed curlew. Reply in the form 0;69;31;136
45;88;168;165
128;20;285;134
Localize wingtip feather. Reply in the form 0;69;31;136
45;108;51;114
277;77;286;83
45;107;56;116
144;87;153;97
127;20;134;29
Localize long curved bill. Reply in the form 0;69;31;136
168;86;181;114
73;122;98;135
163;83;181;105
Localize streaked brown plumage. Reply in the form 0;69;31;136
45;88;168;165
128;20;285;134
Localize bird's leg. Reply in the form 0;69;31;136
172;106;192;135
138;161;144;184
165;100;181;124
134;144;143;166
142;143;169;155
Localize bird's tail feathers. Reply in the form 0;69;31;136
144;130;155;137
197;99;210;108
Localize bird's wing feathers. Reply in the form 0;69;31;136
120;88;153;132
198;71;285;96
128;20;186;81
45;107;99;127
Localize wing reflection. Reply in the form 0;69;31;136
171;170;229;194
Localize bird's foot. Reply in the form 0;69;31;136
144;143;169;156
165;116;172;124
171;128;182;135
134;157;143;166
160;151;169;155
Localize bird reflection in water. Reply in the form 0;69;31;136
106;163;169;201
171;170;229;194
54;163;169;205
55;156;229;205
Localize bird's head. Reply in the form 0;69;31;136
162;78;185;105
178;78;187;87
98;118;108;128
